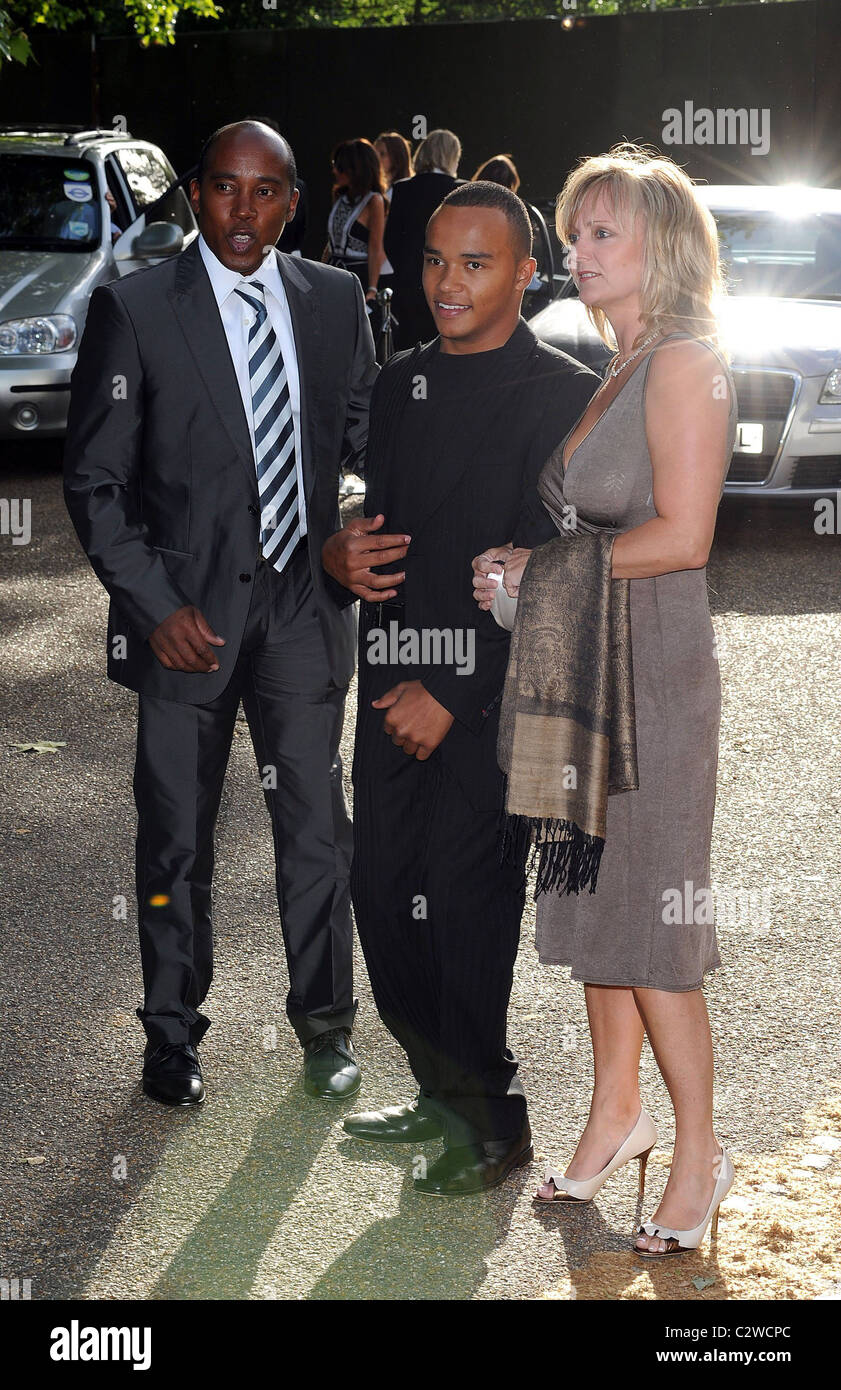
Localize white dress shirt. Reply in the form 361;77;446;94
198;233;307;536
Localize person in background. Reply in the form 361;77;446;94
384;128;461;349
472;154;520;190
372;128;414;322
473;154;547;297
374;131;414;197
104;188;123;243
324;138;387;312
373;131;414;302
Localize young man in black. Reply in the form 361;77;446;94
323;183;598;1194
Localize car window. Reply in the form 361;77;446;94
114;146;171;211
104;155;133;236
0;153;102;251
114;145;194;234
715;211;841;300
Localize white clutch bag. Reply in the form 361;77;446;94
488;570;518;631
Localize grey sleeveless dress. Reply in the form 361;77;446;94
534;334;738;991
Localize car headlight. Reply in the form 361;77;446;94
819;366;841;404
0;315;77;355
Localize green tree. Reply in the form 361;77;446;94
7;0;223;52
1;0;803;66
0;5;33;67
191;0;800;24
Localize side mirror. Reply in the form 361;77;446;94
133;221;184;260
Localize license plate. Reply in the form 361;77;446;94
735;422;764;454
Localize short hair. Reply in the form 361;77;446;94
472;154;520;193
196;120;297;192
414;128;461;177
555;142;723;347
436;180;533;261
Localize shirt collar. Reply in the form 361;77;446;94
198;233;284;308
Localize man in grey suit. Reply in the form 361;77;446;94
64;121;383;1105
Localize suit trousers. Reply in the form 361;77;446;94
351;688;529;1145
133;544;356;1050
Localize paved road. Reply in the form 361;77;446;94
1;445;839;1300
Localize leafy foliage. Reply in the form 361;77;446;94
5;0;222;53
124;0;223;46
166;0;802;27
0;5;33;65
0;0;802;65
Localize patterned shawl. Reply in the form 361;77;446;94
497;527;638;895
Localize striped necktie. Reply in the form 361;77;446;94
235;280;302;573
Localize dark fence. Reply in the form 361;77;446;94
1;2;839;257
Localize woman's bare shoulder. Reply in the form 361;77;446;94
360;192;386;224
647;336;730;410
649;335;725;385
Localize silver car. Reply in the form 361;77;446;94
529;184;841;498
0;125;197;440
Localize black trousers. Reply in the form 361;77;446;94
133;545;356;1050
351;673;529;1146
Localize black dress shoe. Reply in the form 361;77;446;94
302;1027;361;1100
142;1042;205;1106
343;1099;444;1143
413;1127;533;1196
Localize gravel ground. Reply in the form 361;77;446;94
0;445;839;1301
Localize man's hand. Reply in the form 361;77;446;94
372;680;454;760
322;514;410;602
148;606;225;673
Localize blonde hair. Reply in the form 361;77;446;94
556;143;724;351
414;128;462;177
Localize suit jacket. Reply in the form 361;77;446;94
383;171;459;290
63;240;378;704
356;318;599;810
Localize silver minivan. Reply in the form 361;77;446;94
0;125;197;439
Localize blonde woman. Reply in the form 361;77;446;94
472;145;737;1257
